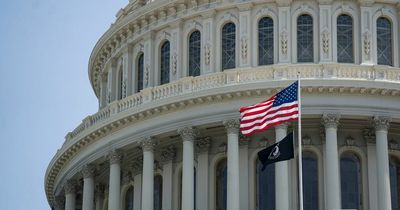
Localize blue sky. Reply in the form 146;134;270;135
0;0;126;209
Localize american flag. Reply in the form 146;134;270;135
240;81;299;136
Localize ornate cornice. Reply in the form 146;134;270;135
81;164;96;179
178;126;197;141
321;113;341;129
108;150;122;165
223;119;240;134
373;116;391;132
64;179;77;194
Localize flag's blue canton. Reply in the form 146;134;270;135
272;81;298;107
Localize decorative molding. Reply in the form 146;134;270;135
322;29;329;54
81;164;96;179
223;119;240;134
373;116;391;131
132;157;143;175
240;37;248;59
302;135;312;145
344;136;356;146
196;136;211;153
389;139;400;150
321;113;340;129
204;43;211;65
363;31;371;55
172;52;178;75
363;128;376;144
160;145;176;163
144;64;149;87
280;30;288;55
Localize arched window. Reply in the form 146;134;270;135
256;159;275;210
302;152;318;210
137;53;144;92
160;41;170;85
340;153;361;209
216;158;227;210
258;17;274;65
297;14;313;62
337;14;354;63
125;186;134;210
189;30;201;77
118;66;124;100
154;175;163;210
221;23;236;70
390;157;400;210
377;17;393;66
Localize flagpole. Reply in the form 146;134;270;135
297;73;304;210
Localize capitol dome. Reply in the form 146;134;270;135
45;0;400;210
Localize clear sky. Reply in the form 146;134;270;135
0;0;126;209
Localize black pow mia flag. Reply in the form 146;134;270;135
258;132;294;171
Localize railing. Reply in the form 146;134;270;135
66;64;400;142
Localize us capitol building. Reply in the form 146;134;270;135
45;0;400;210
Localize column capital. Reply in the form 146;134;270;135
321;113;341;129
160;145;176;163
178;126;198;141
363;128;376;144
196;136;211;153
373;116;391;132
64;179;77;194
223;119;240;134
54;196;65;209
81;164;96;179
274;122;289;130
108;150;122;165
140;137;157;151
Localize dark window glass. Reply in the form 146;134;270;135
258;17;274;65
303;152;318;210
221;23;236;70
160;41;170;84
256;159;275;210
118;67;124;100
297;14;313;62
377;17;393;66
390;158;400;210
189;30;201;77
337;15;354;63
154;175;163;210
216;159;227;210
125;186;134;210
137;53;144;92
340;153;361;209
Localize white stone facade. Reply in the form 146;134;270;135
45;0;400;210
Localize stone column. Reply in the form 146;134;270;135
178;127;197;210
196;137;211;210
322;113;341;210
141;137;157;210
132;158;143;210
275;123;290;210
239;135;250;210
82;164;96;210
54;196;65;210
64;179;77;210
364;129;378;210
223;119;240;210
108;150;122;210
95;184;105;210
374;116;392;210
161;146;176;210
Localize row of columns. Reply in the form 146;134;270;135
56;115;393;210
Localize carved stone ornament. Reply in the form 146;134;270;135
280;30;288;54
54;196;65;209
108;150;122;165
204;43;211;65
196;136;211;152
363;128;376;144
122;171;133;185
373;116;391;131
363;31;371;55
81;164;96;179
160;145;176;162
140;137;157;151
239;133;250;146
344;136;355;146
178;126;197;141
223;119;240;134
144;64;150;87
172;52;177;75
64;179;77;194
389;139;399;150
321;113;340;129
302;135;312;145
132;157;143;175
241;37;248;59
217;142;227;153
322;29;330;54
95;184;105;198
122;80;127;98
